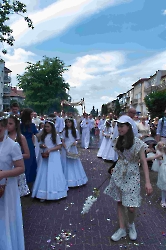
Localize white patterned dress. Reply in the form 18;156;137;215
104;137;147;207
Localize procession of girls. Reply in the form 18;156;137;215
0;109;88;249
1;107;166;250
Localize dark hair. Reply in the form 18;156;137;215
11;102;19;108
0;115;7;127
21;108;33;126
41;121;57;144
116;122;134;152
65;119;77;139
39;122;44;130
105;121;110;127
7;115;23;148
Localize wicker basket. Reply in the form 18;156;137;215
66;151;80;159
41;152;49;158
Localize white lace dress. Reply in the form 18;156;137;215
157;153;166;191
104;137;147;207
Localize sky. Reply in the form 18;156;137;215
1;0;166;114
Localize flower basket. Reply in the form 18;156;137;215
66;151;80;159
41;152;49;158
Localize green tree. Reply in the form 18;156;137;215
101;104;108;115
144;90;166;119
114;99;121;116
0;0;34;53
17;56;70;115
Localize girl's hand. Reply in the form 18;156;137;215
40;144;47;148
46;149;51;154
145;182;153;195
72;141;77;146
0;171;5;181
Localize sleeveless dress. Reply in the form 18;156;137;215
104;137;147;207
0;137;25;250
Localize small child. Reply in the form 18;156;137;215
32;120;68;201
147;141;166;208
61;118;88;187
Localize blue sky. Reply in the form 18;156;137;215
1;0;166;113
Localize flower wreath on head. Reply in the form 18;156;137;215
45;119;55;125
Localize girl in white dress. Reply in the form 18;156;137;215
32;120;68;202
0;116;25;250
61;118;88;187
7;114;30;197
97;120;117;161
146;141;166;208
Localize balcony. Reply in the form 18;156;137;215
4;75;11;83
3;98;10;105
3;85;11;94
131;98;138;105
144;85;157;93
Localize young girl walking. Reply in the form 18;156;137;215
7;114;30;197
147;141;166;208
97;120;112;158
0;116;25;250
97;120;117;161
32;120;68;202
61;118;88;187
104;115;152;241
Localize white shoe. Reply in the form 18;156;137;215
128;223;137;240
111;228;127;241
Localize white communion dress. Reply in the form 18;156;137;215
32;134;68;200
61;129;88;187
157;153;166;191
0;136;25;250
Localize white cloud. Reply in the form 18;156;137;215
162;10;166;15
1;48;37;85
64;50;166;113
11;0;131;47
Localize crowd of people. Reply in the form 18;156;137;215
1;102;166;249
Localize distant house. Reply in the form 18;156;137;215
3;87;25;110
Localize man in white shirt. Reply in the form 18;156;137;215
32;112;41;129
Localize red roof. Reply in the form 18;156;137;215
4;87;25;98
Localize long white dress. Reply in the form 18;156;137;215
0;137;25;250
32;134;68;200
61;129;88;187
97;126;113;158
81;118;92;149
157;153;166;191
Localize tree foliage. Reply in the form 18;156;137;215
101;104;108;115
144;90;166;119
0;0;34;53
17;56;70;114
114;99;121;116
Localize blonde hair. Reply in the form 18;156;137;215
156;141;166;154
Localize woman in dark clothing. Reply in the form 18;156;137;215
20;108;38;184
